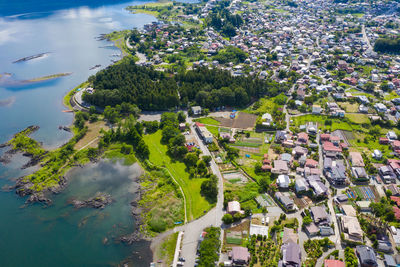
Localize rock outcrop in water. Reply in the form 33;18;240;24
71;192;113;209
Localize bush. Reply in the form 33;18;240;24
149;218;167;232
222;214;234;224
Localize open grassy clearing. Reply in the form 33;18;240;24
206;125;220;137
384;90;399;101
345;113;370;124
293;114;362;132
348;132;393;159
143;131;212;220
194;117;221;126
74;120;108;150
103;143;137;165
339;102;359;113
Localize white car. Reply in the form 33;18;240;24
261;217;265;225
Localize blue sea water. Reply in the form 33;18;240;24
0;1;157;266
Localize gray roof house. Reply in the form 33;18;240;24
310;206;330;225
279;242;301;267
275;192;294;210
356;246;378;267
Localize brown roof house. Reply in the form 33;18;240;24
349;152;365;167
272;160;289;174
227;201;243;215
229;247;250;265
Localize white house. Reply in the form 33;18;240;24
277;175;290;189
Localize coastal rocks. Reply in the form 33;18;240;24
71;192;113;209
15;179;35;197
26;193;52;205
58;125;71;132
119;232;144;245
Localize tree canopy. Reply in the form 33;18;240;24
83;57;286;110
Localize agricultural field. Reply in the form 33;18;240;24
346;186;380;202
215;112;258;129
255;193;278;208
205;125;220;137
143;131;212;220
224;182;262;213
223;220;250;249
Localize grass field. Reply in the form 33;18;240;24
194;117;221;126
293;114;358;131
345;113;370;124
143;131;212;220
339;102;359;113
384;90;399;101
206;125;220;137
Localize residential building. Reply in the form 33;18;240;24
279;242;301;267
341;216;363;242
195;122;213;143
272;160;289;174
310;206;330;225
191;106;202;115
275;192;294;210
229;247;250;265
349;152;365;167
277;175;290;189
356;246;378;267
227;201;243;215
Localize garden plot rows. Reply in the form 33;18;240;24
347;186;379;202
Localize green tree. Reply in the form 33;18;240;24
222;214;233;224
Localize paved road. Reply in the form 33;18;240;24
362;25;373;52
180;124;224;261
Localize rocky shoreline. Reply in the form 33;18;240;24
119;180;148;245
0;125;43;167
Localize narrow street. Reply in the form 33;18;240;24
165;122;225;267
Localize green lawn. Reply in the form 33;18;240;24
384;91;398;101
339;102;359;113
206;125;220;137
143;131;212;220
194;117;221;126
293;114;363;132
345;113;370;124
349;133;393;160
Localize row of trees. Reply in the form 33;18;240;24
197;227;221;266
84;58;287;110
374;37;400;54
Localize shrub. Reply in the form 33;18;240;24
222;214;234;224
149;218;167;232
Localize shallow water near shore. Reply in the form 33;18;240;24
0;0;156;266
